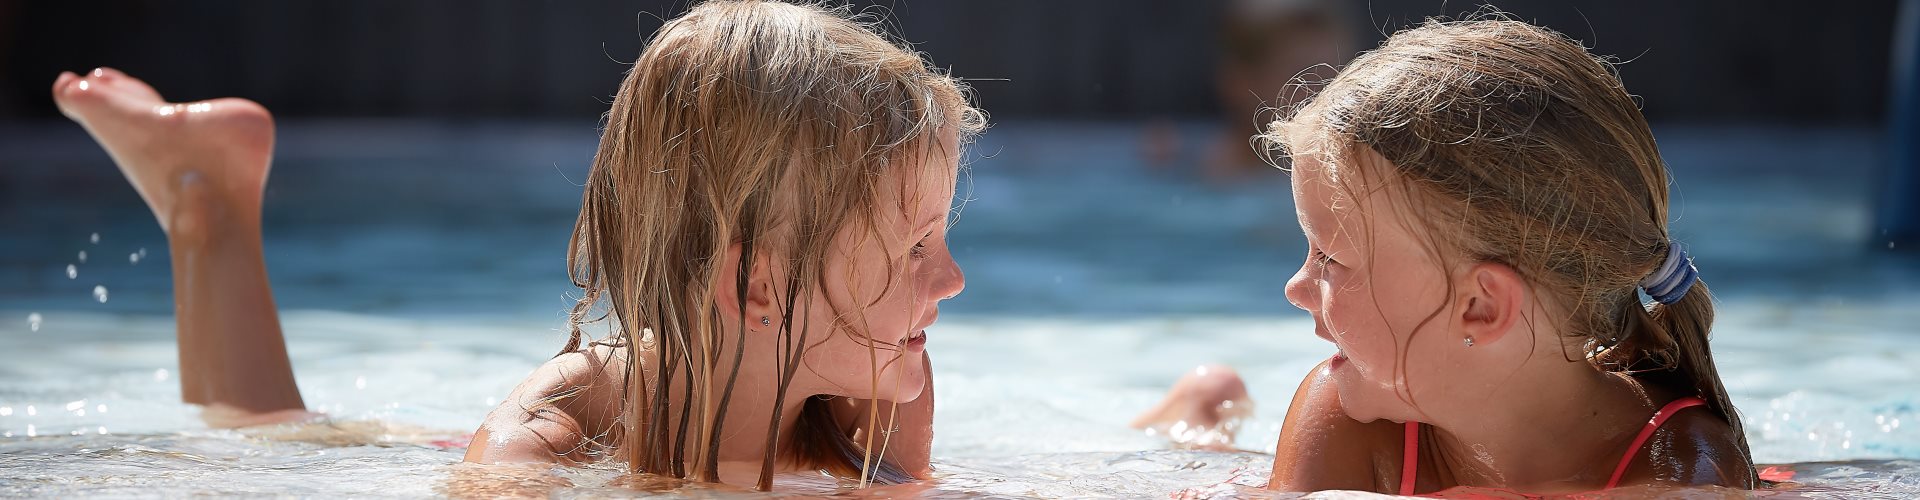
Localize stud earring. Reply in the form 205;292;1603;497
760;316;772;327
1463;336;1475;347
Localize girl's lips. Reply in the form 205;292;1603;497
904;330;927;352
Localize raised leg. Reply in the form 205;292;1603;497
52;68;311;427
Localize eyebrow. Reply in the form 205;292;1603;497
915;211;944;234
1297;205;1332;247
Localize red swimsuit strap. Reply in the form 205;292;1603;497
1400;421;1420;496
1398;396;1709;495
1606;396;1708;489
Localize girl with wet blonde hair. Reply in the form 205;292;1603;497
1255;17;1757;494
1140;14;1760;495
51;0;983;490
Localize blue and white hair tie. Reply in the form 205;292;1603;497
1639;243;1698;305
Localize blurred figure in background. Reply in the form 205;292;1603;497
1142;0;1351;180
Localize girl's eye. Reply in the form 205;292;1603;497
910;240;930;260
1312;249;1336;268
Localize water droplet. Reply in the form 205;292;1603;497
139;248;147;258
26;406;36;416
96;404;106;413
97;426;107;435
129;252;140;264
76;80;88;91
93;285;108;303
64;400;84;412
78;250;87;263
27;313;41;332
74;409;85;417
66;264;77;279
153;368;169;382
0;407;11;416
354;376;367;390
25;424;35;437
89;233;99;244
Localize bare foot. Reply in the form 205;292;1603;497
1131;364;1254;450
53;68;309;427
51;67;274;236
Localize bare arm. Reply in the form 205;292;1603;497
1268;359;1398;493
464;344;627;464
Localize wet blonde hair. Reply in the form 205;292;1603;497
562;0;984;488
1263;16;1754;483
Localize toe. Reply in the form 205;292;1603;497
51;71;76;98
94;67;164;101
94;67;133;81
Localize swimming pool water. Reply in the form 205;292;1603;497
1;121;1916;497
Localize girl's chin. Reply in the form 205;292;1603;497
1328;367;1387;422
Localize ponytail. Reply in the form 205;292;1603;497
1610;274;1757;484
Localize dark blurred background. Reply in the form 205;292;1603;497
0;0;1902;123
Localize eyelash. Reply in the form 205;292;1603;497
910;236;933;260
1312;249;1336;268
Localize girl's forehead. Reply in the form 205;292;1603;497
1290;157;1344;226
888;135;961;229
1291;153;1416;248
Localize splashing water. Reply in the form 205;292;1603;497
90;233;99;244
26;312;41;332
92;286;108;304
77;251;87;264
65;264;76;279
129;252;140;264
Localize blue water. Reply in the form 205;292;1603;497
1;121;1917;497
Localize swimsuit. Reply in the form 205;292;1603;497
1398;396;1707;495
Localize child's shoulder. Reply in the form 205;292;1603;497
464;341;630;465
1268;360;1404;492
1617;394;1757;489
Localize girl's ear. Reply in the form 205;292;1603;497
713;242;779;324
1454;262;1528;347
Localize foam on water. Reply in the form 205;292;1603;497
1;307;1916;497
